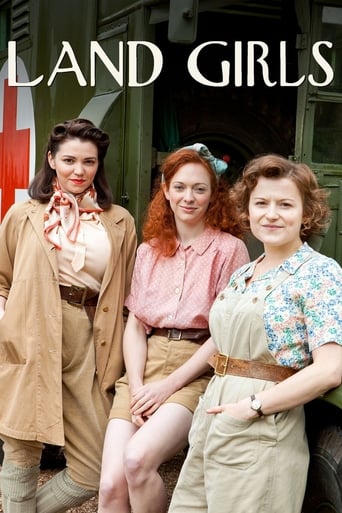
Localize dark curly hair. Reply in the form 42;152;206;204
28;118;113;207
142;148;244;256
231;153;331;241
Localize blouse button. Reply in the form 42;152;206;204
219;294;225;300
266;285;272;291
252;297;258;303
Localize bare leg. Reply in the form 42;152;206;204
98;418;138;513
124;403;193;513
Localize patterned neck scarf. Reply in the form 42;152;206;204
44;178;103;258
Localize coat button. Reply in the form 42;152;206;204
100;340;106;346
102;306;109;312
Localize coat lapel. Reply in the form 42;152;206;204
26;200;59;279
99;207;126;298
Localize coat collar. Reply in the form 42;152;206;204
25;200;128;286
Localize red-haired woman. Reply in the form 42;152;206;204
98;144;249;513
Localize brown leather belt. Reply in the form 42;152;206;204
152;328;210;344
208;352;297;382
59;284;99;308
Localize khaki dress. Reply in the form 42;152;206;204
169;268;310;513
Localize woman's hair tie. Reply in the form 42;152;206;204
182;143;228;176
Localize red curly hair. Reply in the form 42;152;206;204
142;148;244;256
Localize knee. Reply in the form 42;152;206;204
123;444;150;487
99;471;128;506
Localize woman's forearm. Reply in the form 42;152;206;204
165;337;216;392
257;342;342;416
123;312;148;391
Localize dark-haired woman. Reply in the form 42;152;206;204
98;144;249;513
168;154;342;513
0;118;137;512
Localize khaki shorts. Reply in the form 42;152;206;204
109;334;213;421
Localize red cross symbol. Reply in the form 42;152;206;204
0;79;30;221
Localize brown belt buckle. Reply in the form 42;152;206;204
215;353;229;376
167;328;182;340
67;285;87;308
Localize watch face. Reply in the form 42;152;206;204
251;399;261;411
250;395;263;416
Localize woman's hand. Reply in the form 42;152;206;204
130;379;176;417
131;413;150;427
129;337;217;419
207;397;258;420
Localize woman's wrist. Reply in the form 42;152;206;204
129;379;144;394
164;372;184;394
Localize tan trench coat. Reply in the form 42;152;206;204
0;199;137;446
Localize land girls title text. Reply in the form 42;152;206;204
7;40;334;87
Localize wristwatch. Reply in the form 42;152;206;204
250;394;264;417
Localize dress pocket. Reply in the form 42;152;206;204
204;412;261;470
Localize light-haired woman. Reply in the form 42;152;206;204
169;154;342;513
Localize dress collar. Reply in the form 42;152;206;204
235;242;314;280
176;227;220;255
